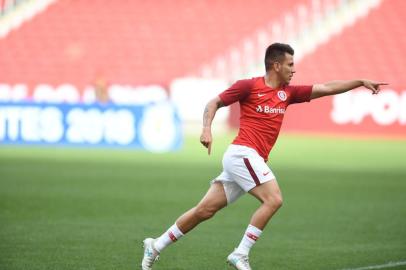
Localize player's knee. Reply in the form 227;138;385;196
263;193;283;210
274;194;283;209
194;204;217;220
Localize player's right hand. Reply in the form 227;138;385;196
200;127;212;155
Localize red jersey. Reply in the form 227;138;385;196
219;77;312;161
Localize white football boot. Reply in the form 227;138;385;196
141;238;159;270
227;251;252;270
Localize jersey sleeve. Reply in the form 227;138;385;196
218;79;252;106
289;85;313;104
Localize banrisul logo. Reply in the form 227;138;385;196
277;90;287;101
256;105;285;114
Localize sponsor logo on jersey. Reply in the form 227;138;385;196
258;93;266;97
256;105;285;114
277;90;287;101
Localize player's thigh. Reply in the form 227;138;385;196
248;179;282;205
227;154;276;193
196;182;228;212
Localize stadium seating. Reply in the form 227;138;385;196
284;0;406;135
1;0;404;136
293;0;406;89
0;0;312;91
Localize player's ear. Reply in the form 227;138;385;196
273;62;281;72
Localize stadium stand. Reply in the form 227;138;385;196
293;0;405;89
0;0;313;91
285;0;406;135
0;0;404;136
0;0;21;15
0;0;56;37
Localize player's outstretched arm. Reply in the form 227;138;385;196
200;96;225;155
311;80;388;99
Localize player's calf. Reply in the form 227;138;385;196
194;203;219;220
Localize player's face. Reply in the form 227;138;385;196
278;53;295;85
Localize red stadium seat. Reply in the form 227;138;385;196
0;0;312;91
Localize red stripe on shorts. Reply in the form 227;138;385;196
168;231;177;242
243;158;260;186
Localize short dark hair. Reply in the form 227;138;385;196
264;43;294;71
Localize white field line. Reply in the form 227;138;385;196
339;260;406;270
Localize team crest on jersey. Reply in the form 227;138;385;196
277;91;287;101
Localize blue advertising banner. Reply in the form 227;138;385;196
0;101;182;152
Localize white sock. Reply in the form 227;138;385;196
153;223;184;252
235;224;262;255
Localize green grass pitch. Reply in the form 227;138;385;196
1;133;405;270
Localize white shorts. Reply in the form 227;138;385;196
212;144;276;204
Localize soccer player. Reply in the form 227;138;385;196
141;43;387;270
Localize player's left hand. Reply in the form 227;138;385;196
362;80;388;95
